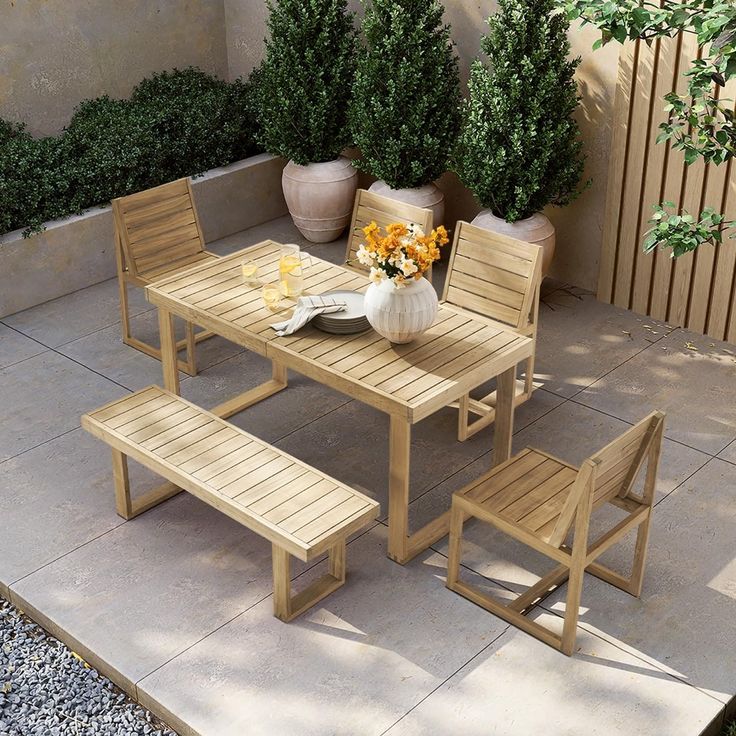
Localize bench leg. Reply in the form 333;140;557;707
110;449;183;520
272;541;347;623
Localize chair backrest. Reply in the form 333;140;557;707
112;178;205;280
345;189;434;272
441;221;542;331
547;411;665;547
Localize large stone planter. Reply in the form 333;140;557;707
368;180;445;228
0;153;288;318
281;157;358;243
471;209;555;276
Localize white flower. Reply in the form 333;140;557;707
391;275;408;288
356;243;375;266
408;223;425;238
369;266;387;284
400;258;418;277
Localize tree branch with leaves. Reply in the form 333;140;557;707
559;0;736;255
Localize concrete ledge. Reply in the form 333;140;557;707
0;153;288;318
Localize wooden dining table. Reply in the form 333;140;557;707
145;241;534;564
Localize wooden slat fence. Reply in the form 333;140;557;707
598;35;736;343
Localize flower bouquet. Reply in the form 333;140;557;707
356;221;449;287
357;220;449;343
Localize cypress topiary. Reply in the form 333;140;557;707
256;0;357;165
349;0;462;190
453;0;587;222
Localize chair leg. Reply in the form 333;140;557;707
560;552;586;656
119;278;133;345
522;353;535;399
561;490;592;655
628;509;653;597
445;502;465;589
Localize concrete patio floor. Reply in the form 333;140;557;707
1;215;735;736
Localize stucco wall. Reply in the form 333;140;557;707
224;1;619;292
0;0;228;137
1;0;618;292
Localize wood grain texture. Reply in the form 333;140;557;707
599;35;736;341
443;221;542;441
81;386;379;562
112;177;218;375
445;411;665;656
344;189;434;275
145;241;534;566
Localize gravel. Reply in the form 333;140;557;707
0;597;177;736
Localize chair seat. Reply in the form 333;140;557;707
459;448;579;543
139;250;219;282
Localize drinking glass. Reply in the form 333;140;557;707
262;282;281;310
279;243;312;298
241;259;259;286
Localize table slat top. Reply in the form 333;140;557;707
146;242;533;421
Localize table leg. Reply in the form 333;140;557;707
388;414;411;563
493;365;516;466
387;414;454;565
158;307;180;395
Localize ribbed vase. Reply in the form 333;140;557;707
364;277;438;344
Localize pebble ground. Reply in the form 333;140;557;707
0;597;177;736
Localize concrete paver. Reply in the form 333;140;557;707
0;222;732;736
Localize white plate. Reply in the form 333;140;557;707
316;290;366;323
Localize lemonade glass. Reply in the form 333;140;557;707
279;243;312;298
262;283;281;310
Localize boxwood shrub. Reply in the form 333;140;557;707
0;67;261;237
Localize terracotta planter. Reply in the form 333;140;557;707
471;209;555;276
368;180;445;228
282;157;358;243
364;276;438;344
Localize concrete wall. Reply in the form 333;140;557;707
0;0;228;137
224;0;619;292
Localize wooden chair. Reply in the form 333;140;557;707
442;221;543;441
345;189;434;279
446;411;665;655
112;178;218;376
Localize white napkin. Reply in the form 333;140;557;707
271;295;347;337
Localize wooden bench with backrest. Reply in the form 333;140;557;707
446;410;665;655
442;221;543;441
81;385;379;622
344;189;434;280
112;178;218;377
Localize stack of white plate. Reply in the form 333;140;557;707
313;290;371;335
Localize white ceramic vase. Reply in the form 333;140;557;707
368;179;445;228
471;209;556;276
282;156;358;243
364;277;438;344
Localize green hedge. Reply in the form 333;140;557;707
0;68;261;237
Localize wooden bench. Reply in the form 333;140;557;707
81;385;379;622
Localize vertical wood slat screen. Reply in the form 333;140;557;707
598;35;736;343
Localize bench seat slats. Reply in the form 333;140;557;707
82;386;379;561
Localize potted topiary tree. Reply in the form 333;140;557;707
453;0;587;275
257;0;358;242
349;0;462;225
